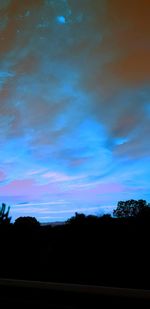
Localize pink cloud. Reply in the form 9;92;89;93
0;178;60;200
65;182;124;204
0;170;6;182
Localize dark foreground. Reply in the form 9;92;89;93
1;278;150;308
1;214;150;290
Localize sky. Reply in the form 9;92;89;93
0;0;150;222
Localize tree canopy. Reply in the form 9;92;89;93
113;199;149;218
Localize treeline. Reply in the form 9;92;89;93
0;199;150;290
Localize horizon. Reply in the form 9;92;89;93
11;201;115;222
4;199;150;223
0;1;150;222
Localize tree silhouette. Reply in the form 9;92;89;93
0;203;11;224
113;199;149;218
66;212;86;225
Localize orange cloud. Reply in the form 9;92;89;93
104;0;150;85
106;50;150;85
0;0;43;54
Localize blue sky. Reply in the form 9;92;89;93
0;0;150;222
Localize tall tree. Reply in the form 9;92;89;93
113;199;149;218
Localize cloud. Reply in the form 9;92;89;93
100;0;150;85
75;0;150;159
0;170;6;182
0;0;150;220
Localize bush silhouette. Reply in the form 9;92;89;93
14;216;40;228
0;203;11;224
66;212;86;225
